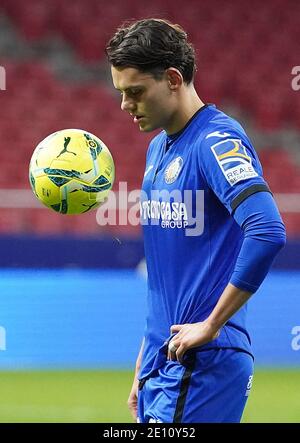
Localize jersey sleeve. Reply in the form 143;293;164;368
199;129;271;214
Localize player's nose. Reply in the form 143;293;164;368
121;95;135;113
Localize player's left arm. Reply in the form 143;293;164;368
168;130;287;363
168;283;252;362
168;191;286;363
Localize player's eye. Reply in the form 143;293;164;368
129;89;142;97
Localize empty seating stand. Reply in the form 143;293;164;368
0;0;299;237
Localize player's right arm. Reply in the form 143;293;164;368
127;337;145;421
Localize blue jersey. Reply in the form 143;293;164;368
139;104;269;380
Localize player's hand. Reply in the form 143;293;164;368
127;377;139;422
167;321;220;363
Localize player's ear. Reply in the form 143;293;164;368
166;68;183;91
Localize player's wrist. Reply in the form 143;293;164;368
203;318;222;339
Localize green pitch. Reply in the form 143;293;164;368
0;369;298;423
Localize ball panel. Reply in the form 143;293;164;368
34;175;62;209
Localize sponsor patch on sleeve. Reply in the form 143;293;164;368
211;139;258;186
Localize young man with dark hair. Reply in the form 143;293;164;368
106;18;286;423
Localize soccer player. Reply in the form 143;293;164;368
106;19;286;423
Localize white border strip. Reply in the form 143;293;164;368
0;190;299;212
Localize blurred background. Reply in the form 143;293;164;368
0;0;299;423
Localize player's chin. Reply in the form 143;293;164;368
138;120;158;133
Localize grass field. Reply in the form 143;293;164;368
0;369;299;423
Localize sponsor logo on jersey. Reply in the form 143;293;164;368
140;190;205;236
140;200;188;229
211;139;258;186
165;157;183;184
206;130;231;139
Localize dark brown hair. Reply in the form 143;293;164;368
106;18;196;84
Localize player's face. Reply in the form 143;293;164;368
111;66;176;132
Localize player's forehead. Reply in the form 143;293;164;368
111;66;155;91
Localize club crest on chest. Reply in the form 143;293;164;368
164;156;183;184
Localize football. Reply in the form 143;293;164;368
29;129;115;214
